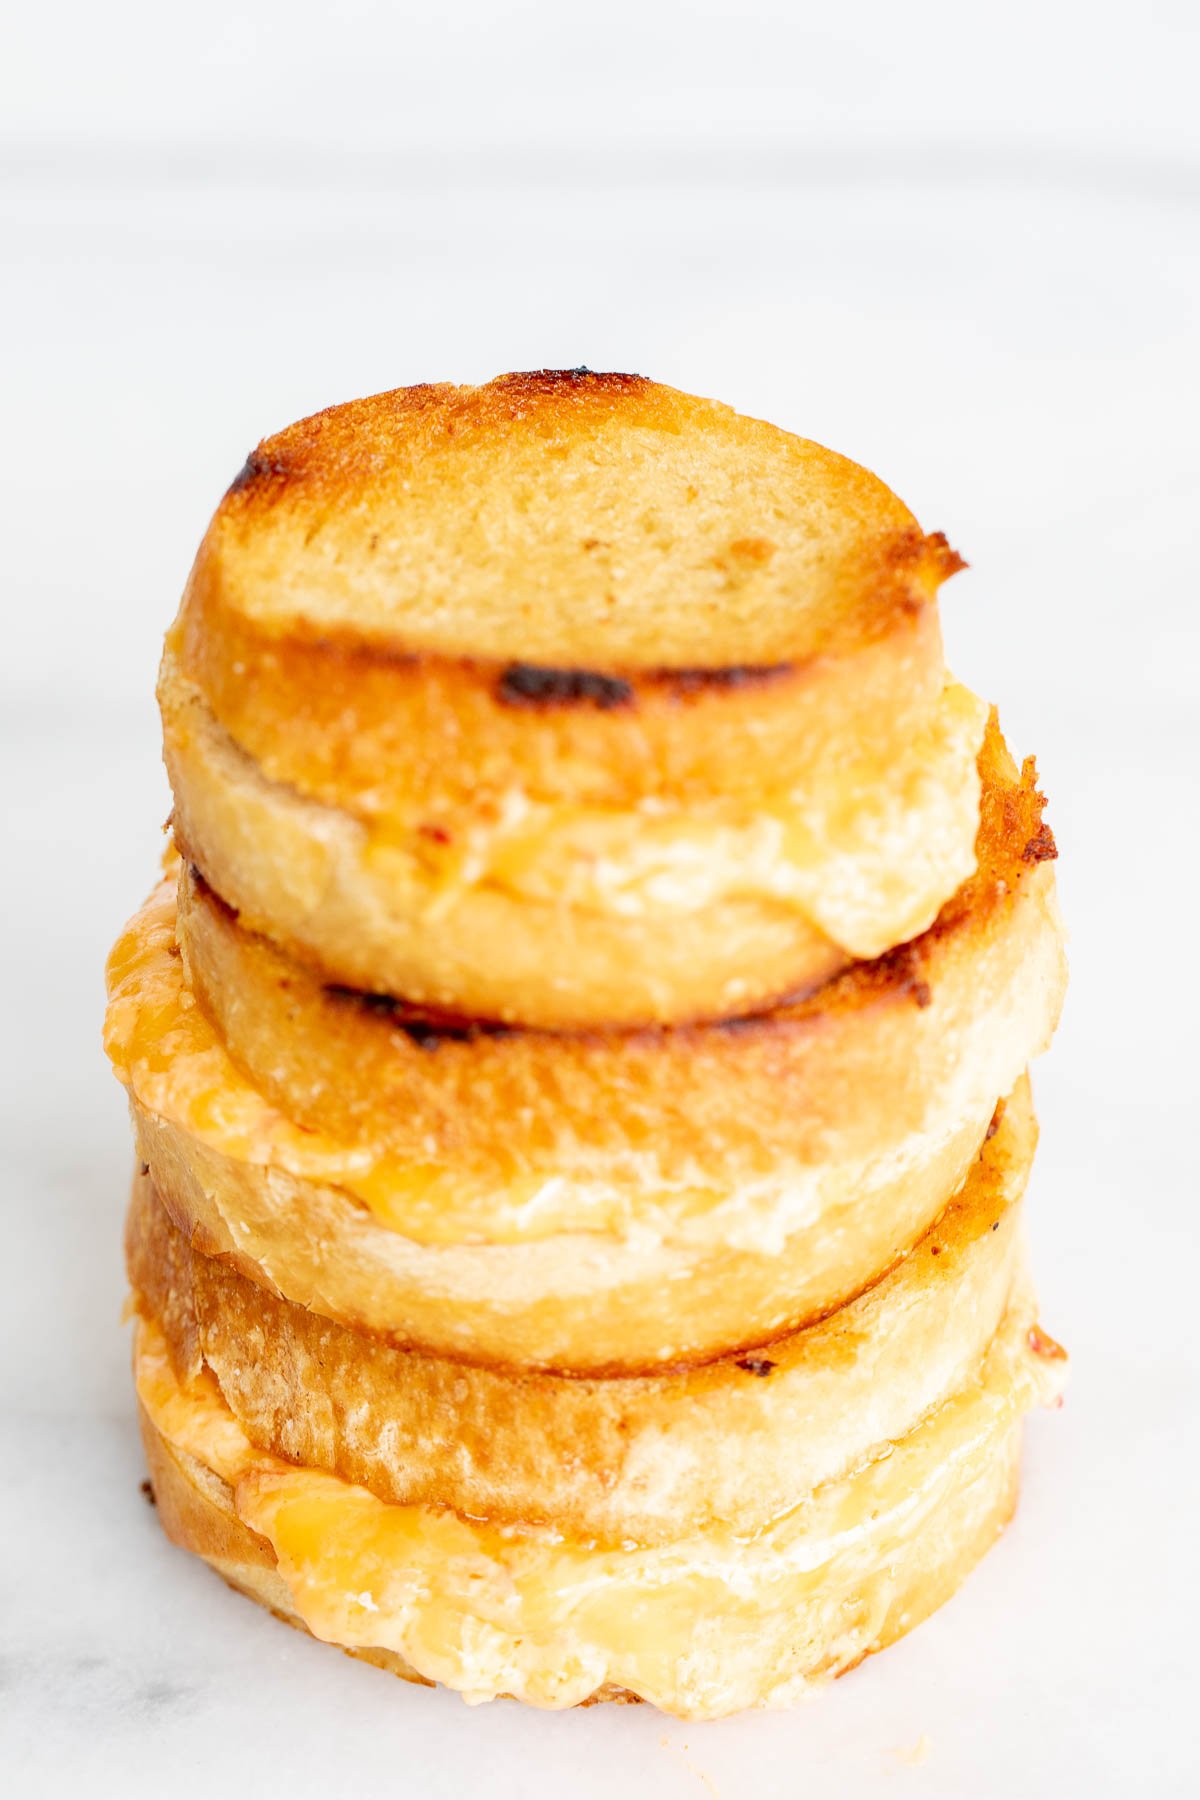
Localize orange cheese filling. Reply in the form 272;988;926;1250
105;880;982;1252
104;881;616;1243
164;654;985;959
355;682;987;956
134;1298;1063;1717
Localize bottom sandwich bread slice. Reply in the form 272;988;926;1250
126;1082;1066;1719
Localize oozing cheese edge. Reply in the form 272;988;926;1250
364;682;987;956
134;1297;1064;1716
105;881;991;1251
168;661;987;956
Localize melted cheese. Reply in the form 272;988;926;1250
107;882;983;1253
134;1304;1064;1716
363;681;987;956
105;886;622;1243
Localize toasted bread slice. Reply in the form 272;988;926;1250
179;371;959;667
170;719;1054;1206
162;656;986;1026
138;1398;1021;1715
126;1075;1035;1545
132;1268;1064;1717
106;723;1065;1372
163;372;976;1026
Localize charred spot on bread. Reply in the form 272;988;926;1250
490;367;647;395
187;863;243;927
1022;821;1058;865
226;450;295;499
710;1010;781;1040
736;1356;777;1377
923;530;968;582
654;662;795;697
326;985;512;1048
394;1018;483;1050
496;658;798;708
496;664;636;710
878;941;933;1009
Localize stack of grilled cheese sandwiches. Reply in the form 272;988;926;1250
106;371;1067;1718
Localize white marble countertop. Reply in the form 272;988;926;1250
3;6;1198;1794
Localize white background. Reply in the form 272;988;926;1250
2;3;1198;1794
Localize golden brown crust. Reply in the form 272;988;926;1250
173;715;1054;1186
126;1099;1000;1375
161;685;846;1028
166;379;969;1003
186;372;959;666
107;720;1065;1371
108;370;1071;1717
161;372;981;1029
160;653;986;1027
127;1076;1033;1543
170;584;948;818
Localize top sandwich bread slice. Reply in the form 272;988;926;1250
165;371;980;1027
181;369;959;668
